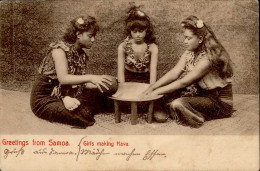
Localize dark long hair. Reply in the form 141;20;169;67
181;15;233;78
125;5;156;44
63;15;99;44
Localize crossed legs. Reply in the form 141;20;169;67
167;96;221;128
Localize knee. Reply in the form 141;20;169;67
169;98;185;111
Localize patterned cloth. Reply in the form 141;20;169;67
38;41;89;98
181;50;231;91
163;50;234;128
30;75;96;128
124;37;151;72
31;41;113;128
164;84;233;128
124;69;150;83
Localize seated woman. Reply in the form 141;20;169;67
117;5;158;84
30;15;113;129
116;5;162;119
141;16;234;128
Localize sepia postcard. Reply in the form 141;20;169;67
0;0;259;170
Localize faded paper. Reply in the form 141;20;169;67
0;0;259;170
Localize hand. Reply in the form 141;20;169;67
138;85;154;99
62;96;81;111
150;90;159;97
142;90;159;99
91;75;113;93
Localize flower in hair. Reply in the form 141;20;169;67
137;10;145;16
196;20;204;28
77;18;84;25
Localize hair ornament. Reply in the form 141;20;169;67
137;10;145;16
77;18;84;25
196;20;204;28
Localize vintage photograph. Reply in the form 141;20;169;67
0;0;259;170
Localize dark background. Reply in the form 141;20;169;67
0;0;259;94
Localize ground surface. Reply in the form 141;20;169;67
0;89;259;135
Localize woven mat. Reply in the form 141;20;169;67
0;89;258;135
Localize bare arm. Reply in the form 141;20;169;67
153;57;211;95
149;43;158;84
117;42;126;83
52;49;112;91
147;53;187;92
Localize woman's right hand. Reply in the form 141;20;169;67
138;85;154;99
91;75;113;93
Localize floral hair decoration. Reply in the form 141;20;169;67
75;16;97;27
196;20;204;28
77;18;84;25
137;10;145;17
181;18;204;29
74;16;99;35
127;3;147;19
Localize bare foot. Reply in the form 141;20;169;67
62;96;81;111
153;109;169;123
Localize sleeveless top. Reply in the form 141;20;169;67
38;40;89;98
182;50;231;90
124;37;151;72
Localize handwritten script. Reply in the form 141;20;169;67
3;136;167;162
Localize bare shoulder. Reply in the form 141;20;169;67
51;48;66;59
195;55;211;69
118;41;126;51
148;43;158;52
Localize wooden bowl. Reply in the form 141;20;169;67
109;82;163;102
